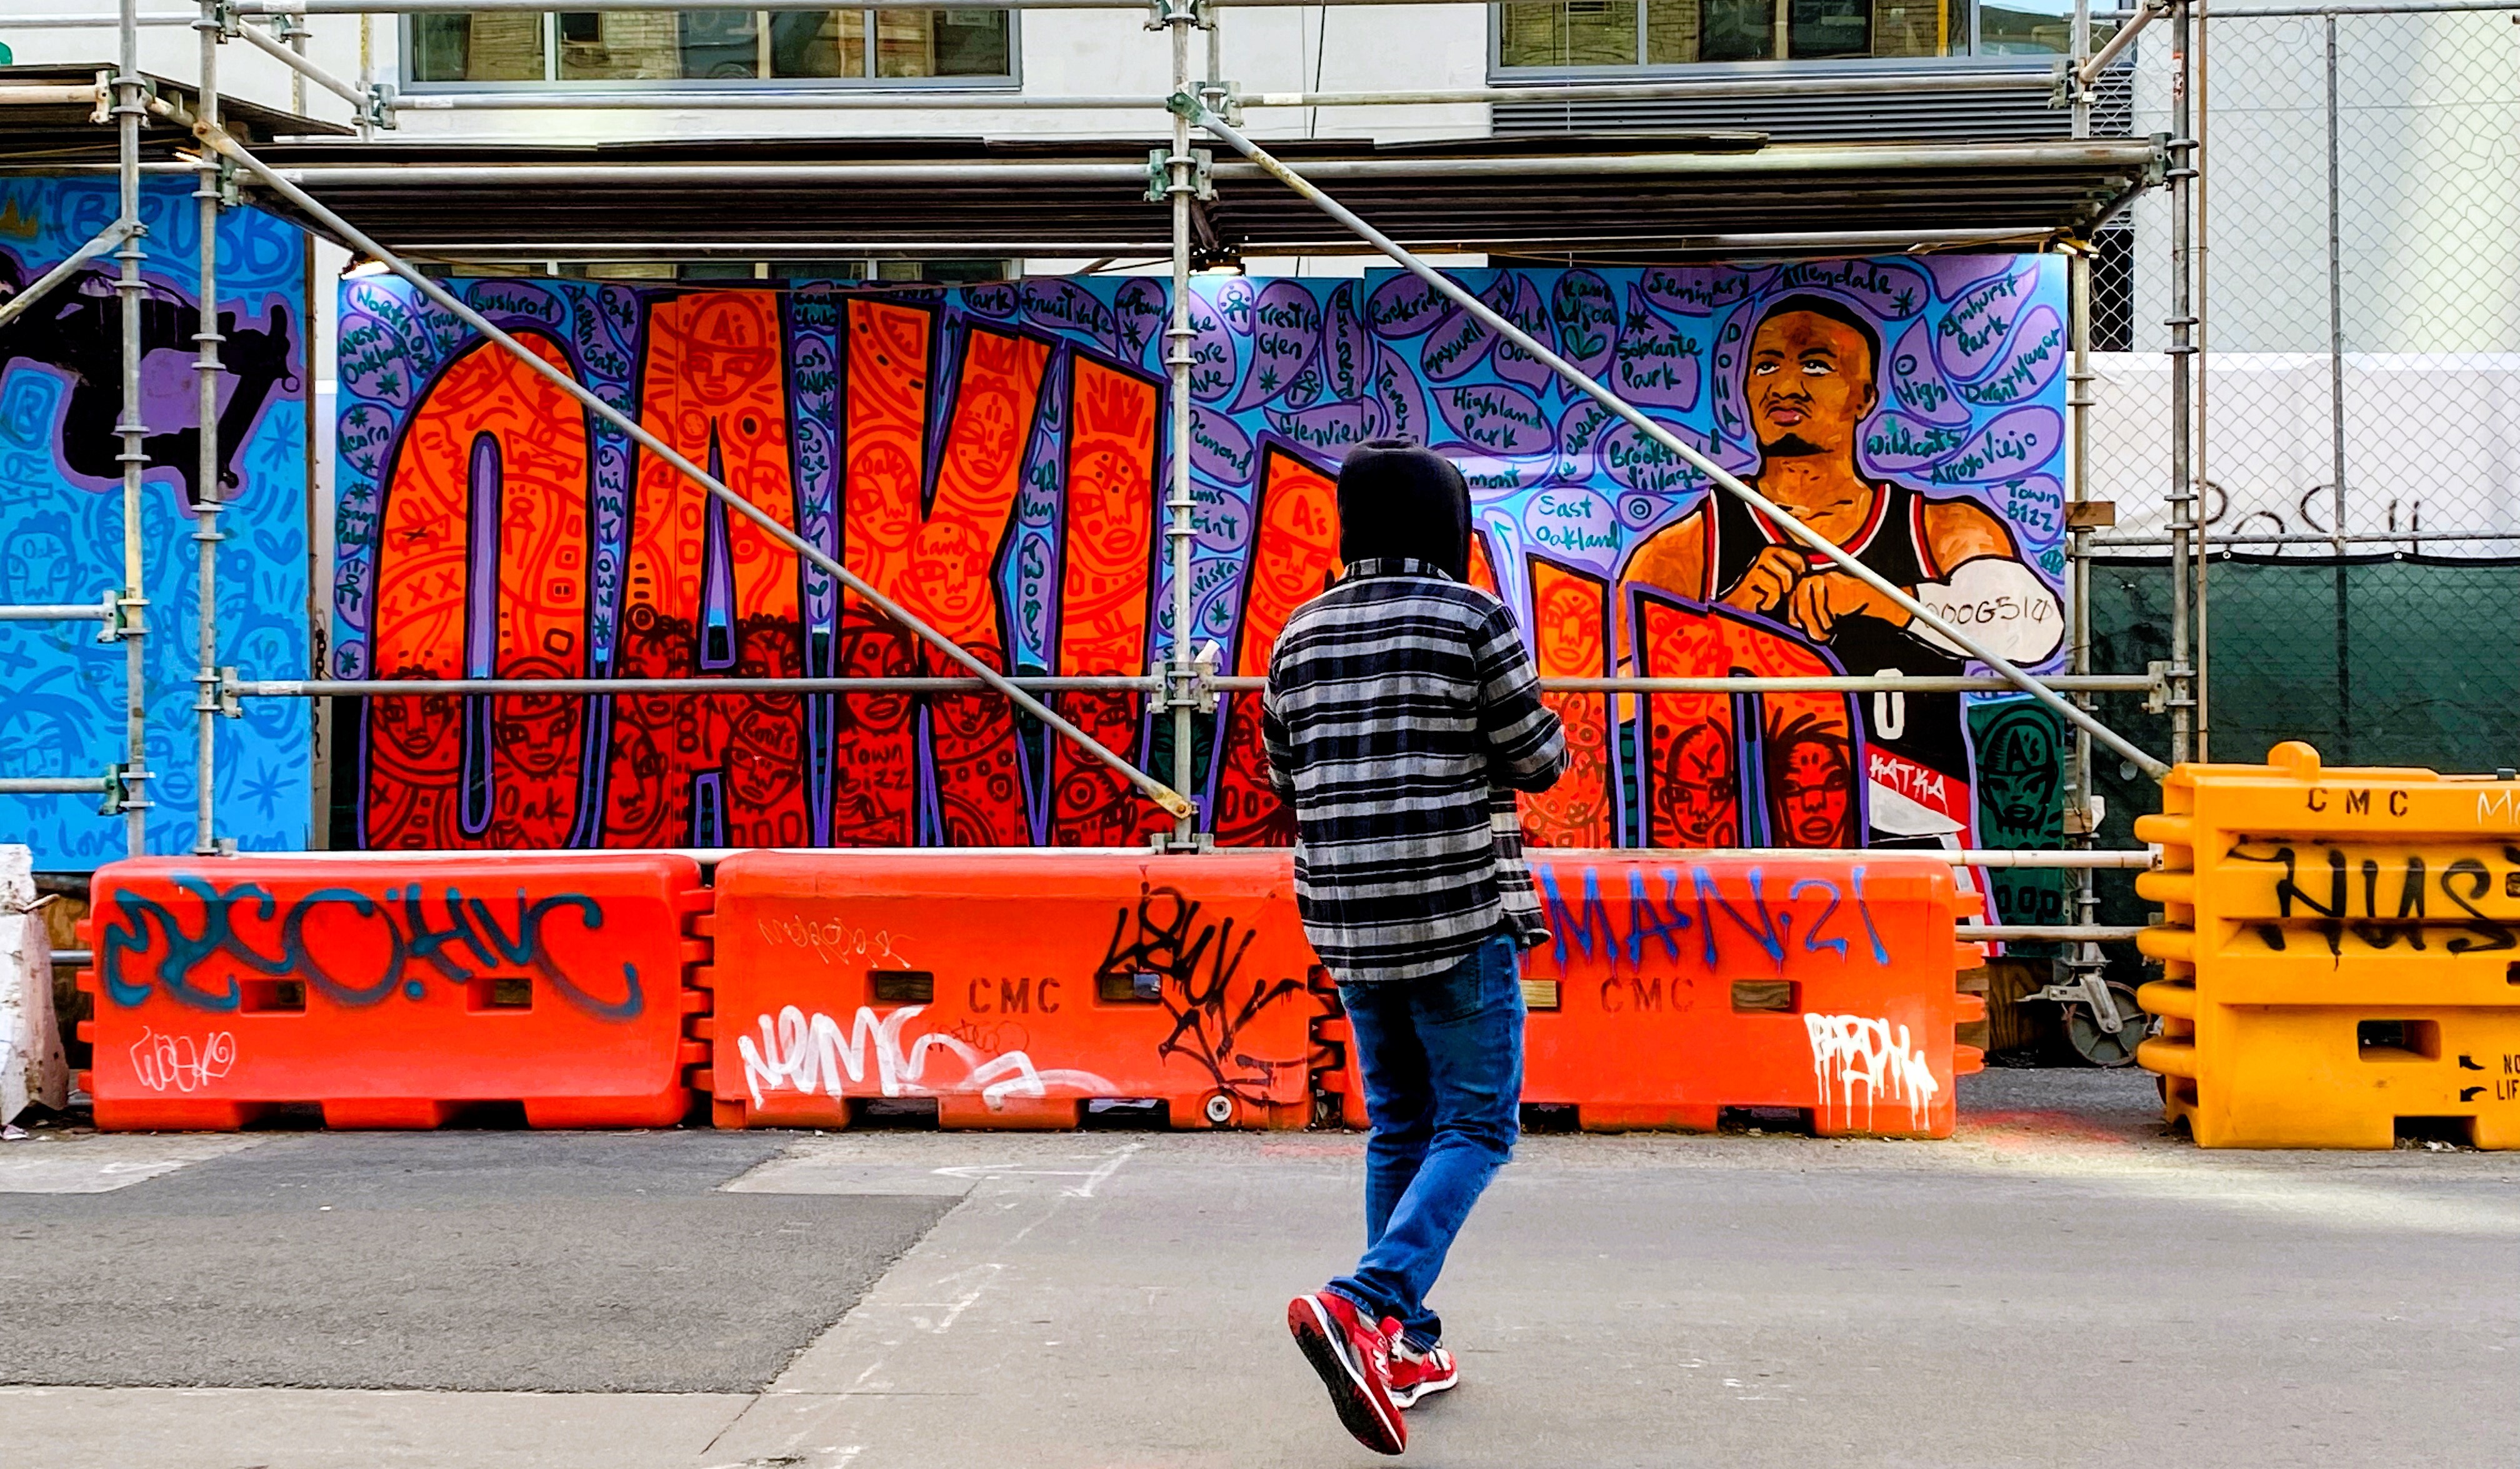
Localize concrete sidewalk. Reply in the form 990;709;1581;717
4;1069;2516;1468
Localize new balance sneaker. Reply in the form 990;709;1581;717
1286;1291;1407;1455
1386;1339;1458;1408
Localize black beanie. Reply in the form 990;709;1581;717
1336;438;1471;581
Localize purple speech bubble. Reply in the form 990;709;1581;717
1492;274;1557;394
1233;281;1321;413
1934;264;2036;383
966;281;1021;320
1885;316;1972;428
1549;271;1618;378
1553;396;1619;483
1860;411;1974;475
1454;452;1559;496
1109;278;1165;366
1612;284;1701;412
1368;271;1451;338
1770;258;1932;321
1927;404;2064;484
336;309;419;410
1596;419;1717;498
1955;303;2064;408
1924;254;2017;303
1418;294;1494;383
1640;265;1772;318
1322;280;1372;402
1022;278;1121;358
1186;293;1238;403
1433;382;1552;458
1187;404;1258;487
1368;343;1433;443
1268;400;1374;460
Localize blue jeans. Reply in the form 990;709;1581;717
1328;932;1524;1350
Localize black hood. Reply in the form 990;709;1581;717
1335;438;1471;581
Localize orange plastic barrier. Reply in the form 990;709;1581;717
1316;852;1985;1138
704;850;1321;1129
77;855;709;1130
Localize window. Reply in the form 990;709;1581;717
408;10;1014;86
1497;0;2109;66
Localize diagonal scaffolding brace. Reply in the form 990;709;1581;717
166;106;1196;822
1180;96;2172;784
0;221;136;332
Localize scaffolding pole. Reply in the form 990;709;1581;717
1162;0;1201;846
192;0;226;855
2166;0;2196;765
114;0;152;856
0;221;136;331
1182;97;2171;783
169;103;1195;824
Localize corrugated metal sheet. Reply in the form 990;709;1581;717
248;132;2162;264
1494;63;2136;143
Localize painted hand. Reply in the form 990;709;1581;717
1721;544;1804;616
1786;571;1909;644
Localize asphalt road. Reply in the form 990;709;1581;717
0;1131;951;1392
2;1069;2514;1469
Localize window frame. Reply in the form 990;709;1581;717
401;9;1024;93
1486;0;2105;80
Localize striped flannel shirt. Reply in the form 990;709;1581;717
1261;557;1570;985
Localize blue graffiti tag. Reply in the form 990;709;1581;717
98;876;644;1020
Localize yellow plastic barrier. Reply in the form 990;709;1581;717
2132;741;2520;1149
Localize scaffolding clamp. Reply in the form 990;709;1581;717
1199;79;1244;128
217;666;244;718
362;82;399;133
98;590;146;645
1146;146;1214;204
84;588;125;644
2144;661;2175;716
89;70;114;126
1144;0;1205;29
1149;827;1214;855
1150;641;1222;716
98;764;135;818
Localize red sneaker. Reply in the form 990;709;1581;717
1386;1339;1458;1408
1286;1291;1407;1455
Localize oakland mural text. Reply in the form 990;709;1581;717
331;261;2069;913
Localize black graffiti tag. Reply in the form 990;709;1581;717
1096;884;1304;1103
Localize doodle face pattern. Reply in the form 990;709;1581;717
331;261;2068;913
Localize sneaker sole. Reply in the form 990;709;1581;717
1389;1373;1458;1410
1286;1296;1406;1455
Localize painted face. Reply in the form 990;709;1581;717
1979;708;2062;836
681;297;776;406
1778;733;1855;847
1665;724;1739;846
1746;311;1878;459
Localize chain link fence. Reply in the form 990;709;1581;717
2089;4;2519;760
2068;7;2520;985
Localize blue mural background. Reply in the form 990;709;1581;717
0;178;311;867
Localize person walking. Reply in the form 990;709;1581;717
1262;439;1569;1455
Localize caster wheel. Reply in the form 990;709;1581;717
2063;980;2151;1068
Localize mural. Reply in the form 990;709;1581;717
0;179;312;866
329;259;2069;915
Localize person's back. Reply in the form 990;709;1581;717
1265;439;1567;1456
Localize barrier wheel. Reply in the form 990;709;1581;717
1202;1091;1237;1126
2062;981;2151;1068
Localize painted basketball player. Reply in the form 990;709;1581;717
1622;294;2064;846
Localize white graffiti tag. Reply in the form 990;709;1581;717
1802;1013;1939;1133
736;1005;1116;1111
128;1026;236;1094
